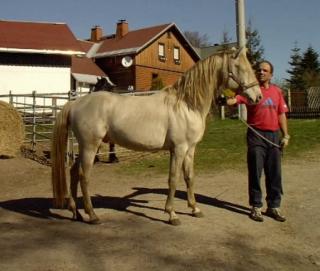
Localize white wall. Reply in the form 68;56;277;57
0;65;71;108
0;65;71;94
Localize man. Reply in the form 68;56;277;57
225;61;290;222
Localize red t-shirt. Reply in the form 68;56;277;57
236;84;288;131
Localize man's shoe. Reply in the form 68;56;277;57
266;208;286;222
250;207;264;222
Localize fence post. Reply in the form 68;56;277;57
287;88;291;111
52;97;57;118
220;106;225;120
32;91;37;152
9;90;13;105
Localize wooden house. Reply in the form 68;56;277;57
71;40;113;94
86;20;200;91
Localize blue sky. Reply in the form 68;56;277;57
1;0;319;81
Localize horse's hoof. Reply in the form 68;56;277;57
75;215;84;222
193;211;204;218
88;218;101;225
169;218;181;226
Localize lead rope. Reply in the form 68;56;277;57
239;117;282;149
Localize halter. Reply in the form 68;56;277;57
226;53;259;91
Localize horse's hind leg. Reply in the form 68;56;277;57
69;159;83;221
79;146;100;224
165;146;186;225
183;146;203;218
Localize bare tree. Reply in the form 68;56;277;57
184;31;212;48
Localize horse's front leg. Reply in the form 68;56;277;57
79;147;100;224
165;147;186;226
183;146;203;218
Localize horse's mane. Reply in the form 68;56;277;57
164;52;229;113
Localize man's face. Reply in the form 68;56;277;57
256;62;273;84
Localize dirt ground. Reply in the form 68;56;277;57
0;152;319;271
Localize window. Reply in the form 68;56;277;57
174;47;181;64
158;43;166;61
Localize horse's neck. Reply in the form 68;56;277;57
195;56;224;117
173;54;224;118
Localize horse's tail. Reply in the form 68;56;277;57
51;101;73;208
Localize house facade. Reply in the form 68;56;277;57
0;19;200;99
0;20;112;103
0;20;85;97
87;20;200;91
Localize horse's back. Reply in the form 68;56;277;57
69;91;172;150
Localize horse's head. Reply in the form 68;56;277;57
225;47;262;104
93;77;115;92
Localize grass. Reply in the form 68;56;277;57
115;118;320;175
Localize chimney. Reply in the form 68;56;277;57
116;19;128;38
91;25;103;42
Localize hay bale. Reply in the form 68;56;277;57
0;101;25;158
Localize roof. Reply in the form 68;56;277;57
92;23;200;61
196;42;238;59
71;40;113;85
0;20;84;55
77;39;95;54
71;55;106;76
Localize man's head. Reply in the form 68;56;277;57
256;61;273;87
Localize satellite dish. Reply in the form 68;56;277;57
121;56;133;67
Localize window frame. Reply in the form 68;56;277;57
173;46;181;64
158;43;166;62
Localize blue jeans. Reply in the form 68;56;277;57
247;128;283;208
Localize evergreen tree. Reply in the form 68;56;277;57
246;19;264;70
300;45;320;88
286;42;304;91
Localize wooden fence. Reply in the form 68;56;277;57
287;87;320;118
0;90;158;164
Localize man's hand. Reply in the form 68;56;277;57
281;135;290;148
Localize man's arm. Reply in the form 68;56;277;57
279;113;290;147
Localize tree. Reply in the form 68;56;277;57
286;42;304;91
150;76;164;90
184;31;212;48
245;19;264;69
300;45;320;88
221;30;232;44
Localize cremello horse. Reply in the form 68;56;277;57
51;47;262;225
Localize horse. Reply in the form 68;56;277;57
91;77;119;163
91;77;115;93
51;47;262;225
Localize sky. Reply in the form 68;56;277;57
1;0;319;81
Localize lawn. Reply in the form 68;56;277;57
116;118;320;175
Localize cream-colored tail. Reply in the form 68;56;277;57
51;101;73;208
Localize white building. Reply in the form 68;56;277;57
0;20;111;106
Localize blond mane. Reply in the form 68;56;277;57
164;52;230;114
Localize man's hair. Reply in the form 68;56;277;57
258;60;274;74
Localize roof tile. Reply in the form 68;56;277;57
0;20;84;54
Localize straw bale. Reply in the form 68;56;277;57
0;101;25;158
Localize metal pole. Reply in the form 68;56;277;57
32;91;37;152
236;0;248;120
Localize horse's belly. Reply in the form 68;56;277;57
110;125;167;151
